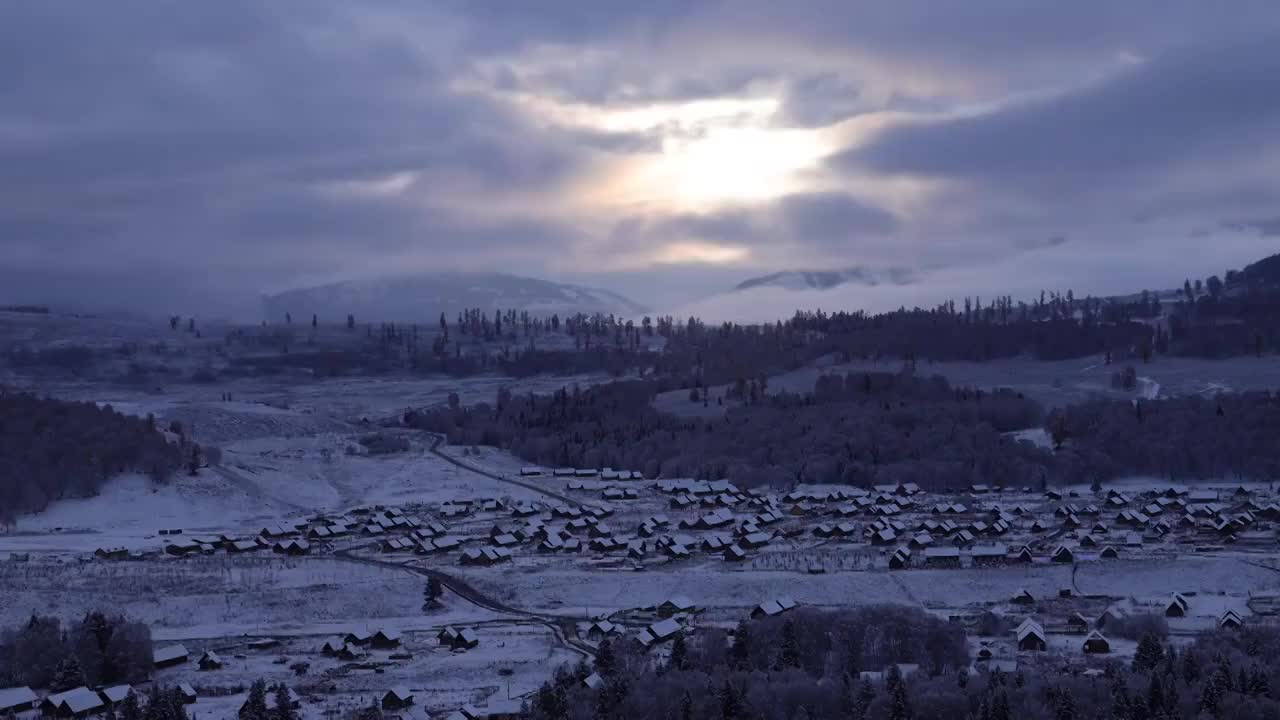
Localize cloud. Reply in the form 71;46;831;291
840;38;1280;195
1013;236;1068;251
1226;218;1280;238
776;192;898;246
2;1;1279;318
0;1;622;310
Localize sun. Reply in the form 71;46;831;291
505;89;834;214
641;126;830;210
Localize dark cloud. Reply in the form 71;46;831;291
1226;219;1280;238
776;192;897;245
1013;236;1068;251
0;0;623;312
840;38;1280;193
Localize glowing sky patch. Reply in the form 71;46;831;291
653;241;750;264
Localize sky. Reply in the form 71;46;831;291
1;1;1279;319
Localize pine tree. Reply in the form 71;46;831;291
239;680;270;720
272;683;297;720
775;619;800;669
423;577;443;610
718;680;743;720
118;692;142;720
886;664;911;720
51;655;86;692
595;638;618;677
1109;673;1130;720
837;673;856;717
1250;663;1272;697
730;623;752;670
1133;634;1165;672
1146;674;1164;718
1200;670;1222;714
669;633;687;671
990;689;1011;720
856;678;876;717
142;685;166;720
1053;687;1076;720
1182;650;1200;684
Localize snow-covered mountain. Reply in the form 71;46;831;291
263;273;648;323
732;266;917;292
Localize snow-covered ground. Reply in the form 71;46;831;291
6;344;1280;716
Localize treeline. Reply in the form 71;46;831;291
0;392;184;522
0;612;152;690
416;369;1280;490
223;343;648;380
527;605;969;720
530;610;1280;720
408;371;1052;490
1048;391;1280;484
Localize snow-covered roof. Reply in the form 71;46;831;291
0;686;37;712
1016;619;1045;642
385;687;413;703
100;685;132;703
648;618;682;640
47;687;105;715
754;600;784;617
153;644;189;664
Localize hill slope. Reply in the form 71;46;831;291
263;272;648;324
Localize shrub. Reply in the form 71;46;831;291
357;433;410;455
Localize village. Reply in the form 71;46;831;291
5;432;1277;719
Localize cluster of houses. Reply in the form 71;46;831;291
608;595;797;656
319;628;405;660
149;644;230;672
155;531;314;557
997;590;1250;662
436;626;481;651
531;466;644;481
0;683;200;718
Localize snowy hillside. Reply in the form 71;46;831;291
263;272;649;323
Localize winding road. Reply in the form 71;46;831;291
333;541;597;660
320;432;598;660
422;432;583;508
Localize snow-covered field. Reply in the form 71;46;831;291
5;334;1280;716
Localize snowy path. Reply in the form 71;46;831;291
424;433;583;507
334;543;597;660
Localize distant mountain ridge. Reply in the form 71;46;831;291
263;272;648;324
732;266;917;293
